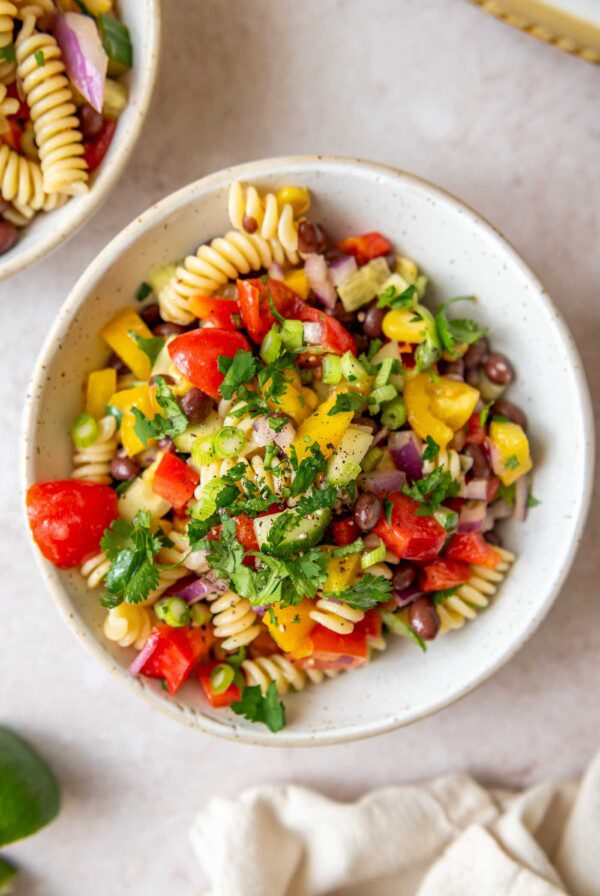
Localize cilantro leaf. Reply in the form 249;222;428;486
218;350;258;400
128;331;165;367
132;376;188;445
135;282;152;302
327;393;365;416
383;496;394;525
435;296;487;358
421;435;440;462
497;482;515;506
231;682;286;732
504;454;520;471
479;401;493;427
527;493;541;509
326;574;392;610
100;511;166;605
289;443;327;497
331;538;365;558
402;467;460;515
377;284;417;310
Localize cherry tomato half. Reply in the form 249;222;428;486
445;532;501;569
374;493;446;563
420;557;471;592
335;232;391;266
168;327;251;399
236;278;298;343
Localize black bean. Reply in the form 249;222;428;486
466;368;481;388
79;103;103;139
491;398;527;430
297;221;327;255
179;387;212;424
441;358;464;380
330;301;355;327
110;455;139;482
363;302;385;339
485;529;503;548
391;563;416;592
0;220;17;255
242;213;258;233
483;352;514;386
463;443;491;478
157;437;175;453
463;337;489;370
353;333;369;355
384;252;397;270
139;302;161;328
353;491;382;531
409;597;440;641
107;351;128;375
153;322;185;337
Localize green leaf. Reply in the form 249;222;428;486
135;282;152;302
376;284;417;310
479;402;493;427
231;682;286;732
527;492;541;509
421;435;440;462
327;393;365;416
289;443;327;497
100;511;166;605
434;296;487;358
128;330;165;367
497;482;515;507
504;454;520;471
0;44;15;64
0;727;59;847
132;376;188;445
331;538;365;558
218;350;258;400
383;496;394;525
34;49;45;66
0;856;17;892
431;587;458;605
326;574;392;611
402;467;460;514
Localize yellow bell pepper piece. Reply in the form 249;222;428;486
301;387;319;411
382;308;427;344
283;268;310;300
489;420;532;486
263;375;310;425
109;384;160;457
276;186;310;217
292;392;354;461
86;368;117;420
101;309;154;381
85;0;113;12
322;554;362;593
429;378;479;431
264;598;314;659
404;374;454;450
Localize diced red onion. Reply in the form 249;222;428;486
482;511;495;534
128;630;160;678
360;468;406;494
253;605;268;617
514;474;529;523
175;574;227;604
252;416;276;447
389;431;423;480
372;426;389;447
328;254;357;287
304;254;336;309
54;13;107;113
267;262;285;281
274;421;295;451
303;321;324;345
490;499;513;521
462;478;488;501
394;584;422;607
457;501;487;533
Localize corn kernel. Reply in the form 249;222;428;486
276;186;310;217
382;308;427;344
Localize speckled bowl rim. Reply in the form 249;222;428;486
0;0;161;282
20;155;595;747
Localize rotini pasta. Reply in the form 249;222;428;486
0;144;65;214
204;588;261;652
228;181;302;260
241;653;338;697
0;1;17;85
71;415;118;485
309;597;364;634
103;604;153;650
437;549;516;633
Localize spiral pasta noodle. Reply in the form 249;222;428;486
71;415;118;485
228;181;302;260
158;230;299;325
103;604;153;650
241;654;338;697
16;23;88;196
0;144;65;215
204;588;261;652
80;550;111;590
437;548;516;632
309;598;365;634
0;1;17;85
0;81;18;116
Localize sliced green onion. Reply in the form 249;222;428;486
71;413;98;449
361;447;383;472
341;351;368;382
260;327;282;364
190;604;212;626
381;396;407;430
191;476;227;521
210;663;235;695
280;319;303;350
154;597;190;628
361;544;386;569
98;13;133;73
191;435;215;467
370;384;397;405
322;353;342;385
328;461;361;487
213;426;245;458
374;357;393;389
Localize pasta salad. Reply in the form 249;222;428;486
26;181;537;733
0;0;132;252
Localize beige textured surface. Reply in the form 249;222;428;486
2;1;599;893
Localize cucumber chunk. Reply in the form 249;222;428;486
254;508;331;557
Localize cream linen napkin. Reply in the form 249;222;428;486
191;751;600;896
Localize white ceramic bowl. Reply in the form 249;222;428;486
0;0;161;282
21;156;594;746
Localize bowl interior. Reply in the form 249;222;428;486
0;0;160;282
23;157;593;745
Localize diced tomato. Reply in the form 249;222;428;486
373;493;446;563
83;119;116;172
197;660;241;707
152;451;199;508
289;298;357;356
296;624;369;670
335;232;391;266
168;327;251;399
236;278;298;343
486;477;500;503
142;624;213;695
26;480;118;569
332;517;361;546
6;83;29;119
354;609;383;640
420;557;471;592
234;514;259;552
445;532;501;569
467;412;486;446
1;119;22;152
189;295;240;330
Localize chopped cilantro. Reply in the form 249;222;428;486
497;482;515;506
492;415;509;424
383;496;394;525
267;288;286;324
289;443;327;497
129;330;165;367
132;376;188;445
402;467;460;515
34;50;45;66
421;435;440;463
100;511;169;605
326;574;392;611
504;454;520;471
431;587;458;605
367;338;383;360
377;284;417;310
527;493;541;508
327;393;365;416
0;44;15;63
231;682;286;732
217;350;258;400
135;282;153;302
479;402;493;427
434;296;488;358
331;538;365;558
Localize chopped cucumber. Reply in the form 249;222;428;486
337;257;391;312
173;410;221;454
371;340;404;389
254;508;331;556
327;425;373;486
150;335;176;379
102;78;128;120
118;472;171;523
379;271;411;299
147;264;177;295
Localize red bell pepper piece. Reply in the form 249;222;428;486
353;609;383;641
466;412;486;446
445;532;501;569
84;119;116;172
198;661;241;707
332;517;361;546
26;480;118;569
168;327;251;399
236;278;298;343
189;295;240;330
142;625;213;695
151;451;199;508
288;297;357;356
295;624;369;671
234;514;259;552
335;232;391;266
373;493;446;563
420;557;471;592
